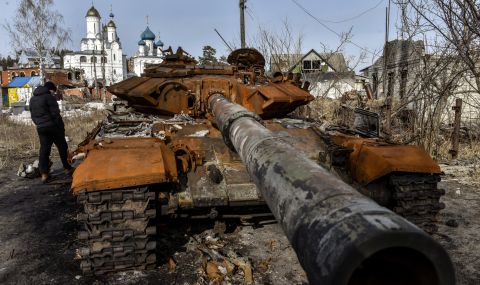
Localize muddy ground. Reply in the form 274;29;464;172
0;157;479;284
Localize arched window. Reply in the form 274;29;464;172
67;72;72;80
11;72;17;78
75;71;81;80
19;72;25;77
113;54;116;61
80;56;87;63
31;71;37;76
91;56;97;63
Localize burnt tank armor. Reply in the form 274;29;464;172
70;48;452;284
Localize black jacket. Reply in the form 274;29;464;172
29;86;65;129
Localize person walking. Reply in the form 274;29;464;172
30;81;74;183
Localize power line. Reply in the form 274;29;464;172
317;0;385;24
290;0;379;56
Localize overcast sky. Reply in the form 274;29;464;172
0;0;400;69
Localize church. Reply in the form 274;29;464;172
131;22;164;76
63;6;127;87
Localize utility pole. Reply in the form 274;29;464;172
239;0;246;48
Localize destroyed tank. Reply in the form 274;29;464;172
70;48;452;284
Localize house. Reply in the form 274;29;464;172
4;76;42;106
360;39;425;102
360;39;480;123
276;49;362;99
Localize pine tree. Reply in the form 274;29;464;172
198;46;218;65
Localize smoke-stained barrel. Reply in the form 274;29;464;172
208;94;455;285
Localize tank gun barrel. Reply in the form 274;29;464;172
208;93;454;285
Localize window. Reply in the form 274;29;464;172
312;60;321;70
19;72;25;77
303;60;311;70
80;56;87;63
372;73;378;93
11;72;17;78
400;69;408;99
91;56;97;63
387;72;395;98
113;69;116;75
101;57;107;63
31;71;37;76
67;72;72;80
75;71;81;80
113;54;116;61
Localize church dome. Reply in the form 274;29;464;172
86;6;101;18
141;27;155;40
138;40;146;45
107;20;116;28
156;39;164;47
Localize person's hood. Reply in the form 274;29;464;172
33;86;50;96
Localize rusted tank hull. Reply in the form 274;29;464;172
209;94;454;285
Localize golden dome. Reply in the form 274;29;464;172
85;6;100;18
107;20;116;28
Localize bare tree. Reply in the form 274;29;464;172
376;0;480;154
253;18;304;74
4;0;70;82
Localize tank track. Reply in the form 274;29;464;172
389;174;445;233
76;187;157;275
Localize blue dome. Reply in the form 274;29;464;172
156;39;164;47
138;40;146;45
141;26;155;40
109;12;114;18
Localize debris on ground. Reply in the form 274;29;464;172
446;219;459;228
17;160;40;178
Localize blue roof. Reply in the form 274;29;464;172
28;76;42;87
156;39;164;47
8;77;33;87
141;26;155;40
138;40;146;45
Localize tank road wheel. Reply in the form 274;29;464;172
76;187;157;275
389;174;445;234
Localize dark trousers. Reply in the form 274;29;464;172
37;126;70;174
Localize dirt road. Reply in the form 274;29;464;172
0;159;478;284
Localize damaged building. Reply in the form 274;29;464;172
361;39;480;124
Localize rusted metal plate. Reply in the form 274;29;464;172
352;144;441;185
331;134;441;185
71;138;177;193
